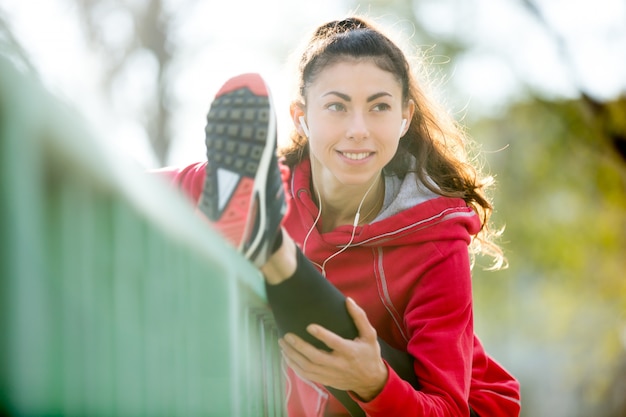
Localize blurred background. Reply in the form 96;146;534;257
1;0;625;415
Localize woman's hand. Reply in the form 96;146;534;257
278;297;388;402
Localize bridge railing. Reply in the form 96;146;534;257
0;39;284;417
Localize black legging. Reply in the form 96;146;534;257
265;248;419;416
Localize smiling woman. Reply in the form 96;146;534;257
155;15;520;417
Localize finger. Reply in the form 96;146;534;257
279;337;308;368
279;335;307;361
346;297;377;342
281;333;330;365
306;323;348;351
279;335;331;383
279;338;309;377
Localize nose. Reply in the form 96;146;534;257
346;113;369;141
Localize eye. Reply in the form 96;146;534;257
327;103;346;112
372;102;392;112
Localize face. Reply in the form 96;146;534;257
294;59;413;189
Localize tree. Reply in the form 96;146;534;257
520;0;626;165
73;0;179;164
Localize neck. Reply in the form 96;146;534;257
312;172;384;232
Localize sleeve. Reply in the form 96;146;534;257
355;239;475;417
149;162;207;204
469;337;521;416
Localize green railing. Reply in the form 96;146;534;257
0;42;284;417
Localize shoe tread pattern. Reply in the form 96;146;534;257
202;88;269;221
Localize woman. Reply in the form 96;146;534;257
157;16;520;417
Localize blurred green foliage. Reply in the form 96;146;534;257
470;96;626;416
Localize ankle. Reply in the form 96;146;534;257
261;229;297;285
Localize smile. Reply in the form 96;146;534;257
341;151;372;160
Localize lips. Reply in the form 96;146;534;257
340;151;373;160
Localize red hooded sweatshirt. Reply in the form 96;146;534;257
156;160;521;417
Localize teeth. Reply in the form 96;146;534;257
342;152;370;160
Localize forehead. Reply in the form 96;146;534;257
306;58;403;98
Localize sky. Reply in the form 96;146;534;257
2;0;625;168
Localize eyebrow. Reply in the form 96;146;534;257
322;91;393;102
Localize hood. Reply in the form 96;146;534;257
280;159;481;252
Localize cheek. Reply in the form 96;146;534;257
383;140;401;162
306;136;328;167
307;124;337;154
378;127;402;151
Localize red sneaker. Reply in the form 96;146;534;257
198;73;284;267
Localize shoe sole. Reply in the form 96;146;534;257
199;73;276;256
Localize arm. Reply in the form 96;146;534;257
356;240;474;416
148;162;206;204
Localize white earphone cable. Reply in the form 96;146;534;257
301;186;323;257
302;173;381;277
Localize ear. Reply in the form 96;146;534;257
290;102;308;138
401;99;416;136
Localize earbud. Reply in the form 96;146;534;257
400;119;407;136
299;116;311;138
